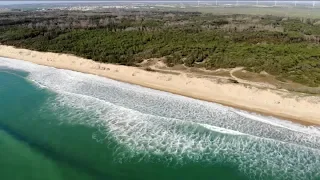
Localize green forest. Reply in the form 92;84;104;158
1;10;320;86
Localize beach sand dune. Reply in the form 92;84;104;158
0;45;319;125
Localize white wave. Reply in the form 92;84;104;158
198;123;246;136
233;110;320;137
30;79;47;89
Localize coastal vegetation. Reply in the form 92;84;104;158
1;10;320;87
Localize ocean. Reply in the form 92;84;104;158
0;57;320;180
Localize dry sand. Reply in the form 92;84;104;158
0;45;319;125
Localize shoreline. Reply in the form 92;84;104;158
0;45;319;126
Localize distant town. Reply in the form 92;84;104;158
0;1;320;12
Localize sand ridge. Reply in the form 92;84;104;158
0;45;319;125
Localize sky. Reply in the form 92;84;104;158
0;1;316;5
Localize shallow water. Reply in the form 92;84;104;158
0;57;320;180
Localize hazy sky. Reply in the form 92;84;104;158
0;1;316;5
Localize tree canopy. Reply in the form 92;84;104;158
1;10;320;86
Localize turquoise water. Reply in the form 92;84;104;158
1;58;320;180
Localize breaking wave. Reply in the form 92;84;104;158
1;57;320;179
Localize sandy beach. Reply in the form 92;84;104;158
0;45;319;125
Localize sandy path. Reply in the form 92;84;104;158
230;67;277;89
0;45;320;125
